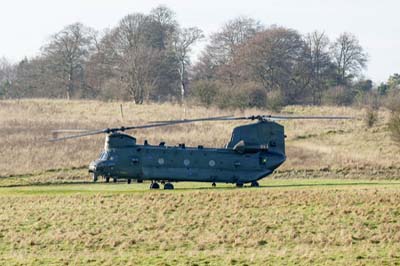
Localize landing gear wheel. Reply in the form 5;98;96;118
164;183;174;190
127;179;132;184
92;173;98;182
251;181;260;187
137;179;143;183
105;177;110;183
150;182;160;189
113;178;117;183
212;182;216;187
236;182;244;188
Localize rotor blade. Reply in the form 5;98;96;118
121;119;225;131
49;129;107;142
49;120;215;141
50;114;354;142
51;129;91;133
51;129;92;139
266;115;354;121
149;115;354;124
149;115;235;124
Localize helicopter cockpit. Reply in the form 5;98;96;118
99;151;108;160
98;149;119;161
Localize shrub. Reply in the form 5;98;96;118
364;107;378;128
215;86;249;110
382;90;400;112
248;87;267;108
213;83;268;110
386;91;400;145
189;80;219;106
266;90;284;112
388;110;400;144
98;78;129;101
354;90;380;109
322;86;355;106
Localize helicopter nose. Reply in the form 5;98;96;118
89;160;115;174
89;160;105;173
88;161;97;173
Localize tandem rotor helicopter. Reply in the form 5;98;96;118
51;114;351;189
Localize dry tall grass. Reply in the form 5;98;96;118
0;99;398;177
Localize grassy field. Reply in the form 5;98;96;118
1;99;400;265
1;179;400;265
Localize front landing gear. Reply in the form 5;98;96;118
92;173;98;182
251;181;260;187
150;182;160;189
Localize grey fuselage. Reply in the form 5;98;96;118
89;121;286;184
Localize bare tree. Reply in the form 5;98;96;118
99;14;166;103
388;73;400;90
237;27;308;102
305;31;334;104
173;27;204;102
330;32;367;84
111;14;153;103
209;16;263;64
84;29;114;98
149;5;178;49
42;23;96;99
0;57;16;98
194;17;263;85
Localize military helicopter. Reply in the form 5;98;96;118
51;115;351;189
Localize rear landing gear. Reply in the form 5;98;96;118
164;183;174;190
212;182;216;187
105;177;110;183
127;179;131;184
251;181;260;187
150;182;160;189
236;182;244;188
92;173;98;182
113;178;117;183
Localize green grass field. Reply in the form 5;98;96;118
1;178;400;265
1;99;400;265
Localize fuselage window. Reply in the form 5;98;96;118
209;160;216;167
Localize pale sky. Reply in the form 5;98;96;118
1;0;399;82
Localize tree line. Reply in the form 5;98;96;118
0;5;399;109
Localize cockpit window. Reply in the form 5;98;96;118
99;151;117;161
99;151;108;160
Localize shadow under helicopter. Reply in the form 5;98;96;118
2;181;400;190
